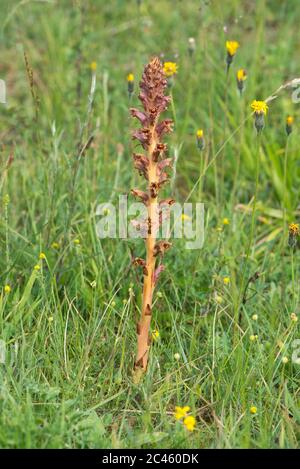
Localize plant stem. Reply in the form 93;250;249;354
291;248;297;310
282;137;290;245
234;132;261;343
135;125;158;373
231;95;245;207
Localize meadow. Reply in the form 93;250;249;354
0;0;300;449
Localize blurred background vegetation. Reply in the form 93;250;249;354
0;0;299;449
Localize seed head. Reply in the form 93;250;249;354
188;37;196;56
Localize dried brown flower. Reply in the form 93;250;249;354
130;57;174;378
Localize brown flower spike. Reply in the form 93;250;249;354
131;57;174;378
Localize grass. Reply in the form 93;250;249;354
0;0;300;449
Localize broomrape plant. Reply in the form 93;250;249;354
130;57;174;379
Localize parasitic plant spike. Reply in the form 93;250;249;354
131;57;174;379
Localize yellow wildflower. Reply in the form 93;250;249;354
51;242;60;249
74;238;81;245
289;223;300;248
181;213;191;221
289;223;299;236
174;406;190;420
90;61;97;72
48;316;54;322
252;314;258;321
34;265;41;271
183;415;196;432
196;129;205;151
237;68;247;82
127;73;134;95
236;69;247;93
250;334;258;342
152;329;160;341
223;218;230;225
282;356;289;364
286;116;294;136
223;277;230;285
251;100;268;115
163;62;178;77
250;406;257;415
226;40;240;57
39;252;46;260
4;285;11;294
